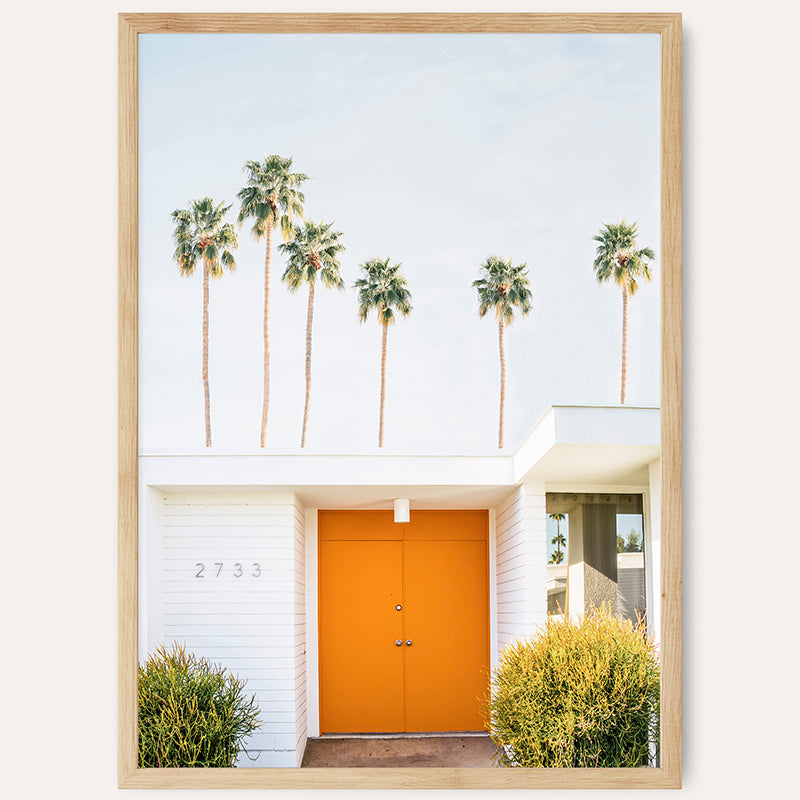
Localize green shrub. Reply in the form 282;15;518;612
138;642;261;767
486;608;659;768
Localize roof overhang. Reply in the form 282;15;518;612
139;405;660;508
513;405;660;486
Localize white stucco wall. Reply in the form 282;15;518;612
566;504;586;621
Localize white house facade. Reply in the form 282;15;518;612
138;404;661;767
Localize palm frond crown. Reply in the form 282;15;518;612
592;220;655;296
472;255;532;324
171;197;238;278
353;257;413;325
279;220;346;291
237;154;309;243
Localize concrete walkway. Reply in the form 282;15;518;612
301;735;498;768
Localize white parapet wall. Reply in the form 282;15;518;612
139;490;307;768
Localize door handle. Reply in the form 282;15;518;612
395;640;403;646
406;640;413;646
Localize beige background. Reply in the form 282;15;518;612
2;1;798;798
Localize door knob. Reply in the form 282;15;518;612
395;640;403;646
406;640;413;646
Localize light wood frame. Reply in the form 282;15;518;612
119;12;681;789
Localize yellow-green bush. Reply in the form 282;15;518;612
486;609;659;768
138;642;261;768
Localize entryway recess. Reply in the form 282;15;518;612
318;510;490;734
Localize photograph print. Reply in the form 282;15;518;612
123;15;680;788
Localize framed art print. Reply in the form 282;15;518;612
119;12;681;789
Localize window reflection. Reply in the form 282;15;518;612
545;493;646;625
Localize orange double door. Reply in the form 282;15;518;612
318;510;490;733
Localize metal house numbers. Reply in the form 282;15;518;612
193;562;262;578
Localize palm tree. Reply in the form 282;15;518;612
237;155;308;446
592;220;656;404
549;512;566;564
279;220;345;448
353;258;412;447
473;256;532;449
171;197;238;447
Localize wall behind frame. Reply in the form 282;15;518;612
4;0;797;798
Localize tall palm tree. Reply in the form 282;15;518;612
592;220;655;404
237;155;308;446
171;197;238;447
353;258;412;447
279;220;345;448
549;512;567;564
473;256;532;449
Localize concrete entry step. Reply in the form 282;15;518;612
301;734;498;768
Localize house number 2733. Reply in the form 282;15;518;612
194;562;262;578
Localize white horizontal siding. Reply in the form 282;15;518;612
149;491;305;768
618;562;646;622
494;483;547;657
292;500;308;766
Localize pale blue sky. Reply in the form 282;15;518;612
139;33;660;452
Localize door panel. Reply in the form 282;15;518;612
318;511;489;733
318;539;404;732
317;509;403;540
403;510;489;540
404;539;489;731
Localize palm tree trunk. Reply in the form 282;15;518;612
202;258;211;447
556;518;561;561
379;321;388;447
300;280;315;448
260;223;273;447
620;282;629;404
498;317;506;449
